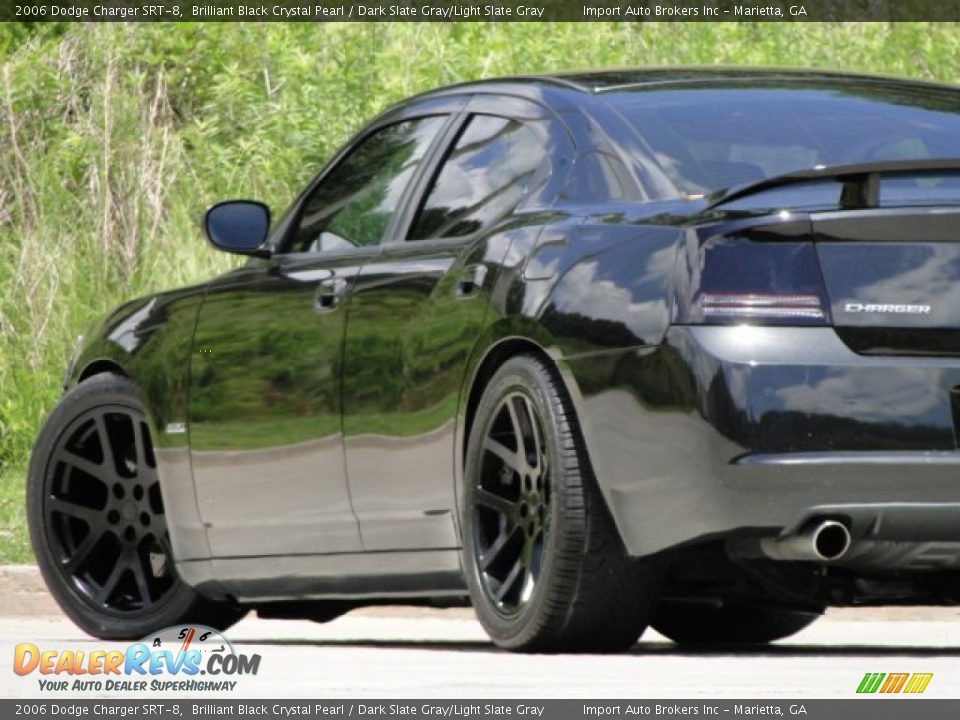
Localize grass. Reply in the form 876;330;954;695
0;465;30;563
4;22;960;563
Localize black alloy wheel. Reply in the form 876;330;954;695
28;373;244;639
472;391;551;616
462;354;661;653
43;403;173;613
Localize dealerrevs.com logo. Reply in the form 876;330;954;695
14;625;260;692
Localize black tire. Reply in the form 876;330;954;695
652;602;821;645
461;354;660;653
27;373;245;640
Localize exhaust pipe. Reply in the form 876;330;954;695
760;519;852;562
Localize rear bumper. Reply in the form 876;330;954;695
562;325;960;559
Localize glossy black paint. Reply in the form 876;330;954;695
62;69;960;606
189;255;364;559
341;240;493;551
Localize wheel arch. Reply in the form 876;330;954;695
462;337;555;467
62;352;215;582
73;357;160;440
455;320;622;553
457;324;596;481
77;358;129;383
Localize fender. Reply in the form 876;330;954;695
453;220;684;545
453;317;638;540
64;284;214;571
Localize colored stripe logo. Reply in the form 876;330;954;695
857;672;933;694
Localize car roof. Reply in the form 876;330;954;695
414;66;956;99
376;67;960;204
546;66;957;92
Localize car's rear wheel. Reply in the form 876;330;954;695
27;373;244;640
652;601;821;645
461;354;660;653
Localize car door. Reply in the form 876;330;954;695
342;95;568;550
188;113;449;558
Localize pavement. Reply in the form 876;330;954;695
2;599;960;699
0;565;60;615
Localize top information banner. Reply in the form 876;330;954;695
6;0;960;22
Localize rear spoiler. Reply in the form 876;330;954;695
705;158;960;211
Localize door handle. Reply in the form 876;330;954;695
315;278;347;313
455;263;488;298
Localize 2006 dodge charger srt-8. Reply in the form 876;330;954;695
29;68;960;652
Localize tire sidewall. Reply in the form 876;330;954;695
27;374;199;640
460;356;574;648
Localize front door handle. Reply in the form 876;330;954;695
315;278;347;313
456;263;488;298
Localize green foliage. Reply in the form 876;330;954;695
0;23;67;56
2;22;960;562
0;464;31;563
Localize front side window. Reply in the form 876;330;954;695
408;114;548;241
286;116;445;253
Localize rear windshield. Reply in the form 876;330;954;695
606;85;960;197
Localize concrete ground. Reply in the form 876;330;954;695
2;604;960;699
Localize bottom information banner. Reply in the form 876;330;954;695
3;700;960;720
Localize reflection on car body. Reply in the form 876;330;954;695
30;68;960;652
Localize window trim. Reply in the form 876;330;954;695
388;95;576;247
379;112;470;250
271;96;468;257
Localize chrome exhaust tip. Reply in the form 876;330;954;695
811;520;852;561
760;519;851;562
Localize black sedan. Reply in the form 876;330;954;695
29;68;960;652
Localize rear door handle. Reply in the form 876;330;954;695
456;263;488;298
315;278;347;312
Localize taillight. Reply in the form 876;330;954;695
700;293;826;321
677;227;830;326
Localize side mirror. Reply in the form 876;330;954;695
204;200;271;257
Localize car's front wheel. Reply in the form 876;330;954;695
27;373;244;640
461;354;660;653
652;601;821;645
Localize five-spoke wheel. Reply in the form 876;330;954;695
462;354;661;652
473;391;551;615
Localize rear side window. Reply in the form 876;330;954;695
607;86;960;197
878;173;960;206
717;174;960;213
287;116;445;253
408;114;548;240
